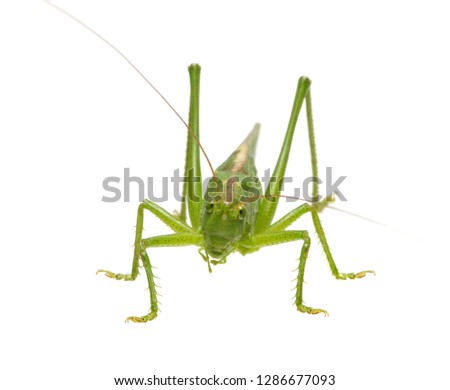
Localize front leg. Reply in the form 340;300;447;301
125;251;158;323
293;232;328;316
241;230;328;316
124;232;203;323
97;199;198;322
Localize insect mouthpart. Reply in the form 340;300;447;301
207;247;230;260
203;232;234;259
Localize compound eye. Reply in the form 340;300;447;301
238;206;246;220
206;202;214;214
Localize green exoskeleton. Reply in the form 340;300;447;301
45;1;374;323
97;65;375;322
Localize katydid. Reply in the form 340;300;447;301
46;1;374;323
97;64;374;322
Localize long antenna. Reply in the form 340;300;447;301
237;193;412;237
44;0;215;175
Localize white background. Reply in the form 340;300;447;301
1;1;449;389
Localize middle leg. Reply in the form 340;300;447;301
267;200;375;280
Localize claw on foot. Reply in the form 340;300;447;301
336;270;376;280
96;269;134;281
125;311;158;323
96;269;116;278
297;304;329;316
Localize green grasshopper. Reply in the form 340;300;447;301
97;65;375;322
46;1;374;323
